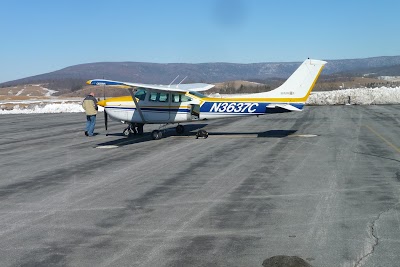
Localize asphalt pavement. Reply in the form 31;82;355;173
0;105;399;267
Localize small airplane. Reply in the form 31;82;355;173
86;58;327;140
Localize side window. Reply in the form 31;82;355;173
149;92;170;102
159;93;169;102
134;89;147;101
149;92;158;101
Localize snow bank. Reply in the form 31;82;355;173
0;87;399;114
0;100;105;114
0;102;84;114
307;86;400;105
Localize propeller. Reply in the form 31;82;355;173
103;83;108;134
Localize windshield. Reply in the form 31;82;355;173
188;91;206;98
134;88;147;101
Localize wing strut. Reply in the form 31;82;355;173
128;88;146;124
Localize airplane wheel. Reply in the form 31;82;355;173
151;130;162;140
176;125;184;134
123;128;130;136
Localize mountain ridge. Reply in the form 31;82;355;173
2;56;400;92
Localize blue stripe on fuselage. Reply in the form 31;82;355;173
89;80;125;86
105;106;190;113
200;102;264;114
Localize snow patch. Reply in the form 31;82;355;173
43;87;58;96
378;76;400;82
15;89;25;96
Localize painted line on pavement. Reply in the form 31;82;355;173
365;125;400;153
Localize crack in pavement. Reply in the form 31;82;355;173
354;203;400;267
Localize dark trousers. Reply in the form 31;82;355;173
85;115;96;136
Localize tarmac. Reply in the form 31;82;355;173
0;105;399;267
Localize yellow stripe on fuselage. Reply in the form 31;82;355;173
98;96;134;107
97;64;324;106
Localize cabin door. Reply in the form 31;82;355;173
145;91;170;122
190;104;200;120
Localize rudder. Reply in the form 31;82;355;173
240;59;327;102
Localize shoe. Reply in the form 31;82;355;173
85;131;88;136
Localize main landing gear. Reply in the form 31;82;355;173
176;125;185;134
151;124;184;140
149;124;208;140
123;123;144;137
151;130;163;140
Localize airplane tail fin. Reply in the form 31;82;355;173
243;59;327;102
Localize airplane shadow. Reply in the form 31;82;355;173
95;124;208;147
208;130;297;138
96;125;297;147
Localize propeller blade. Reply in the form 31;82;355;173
104;109;108;131
103;82;108;131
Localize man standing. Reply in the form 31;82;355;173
82;92;98;136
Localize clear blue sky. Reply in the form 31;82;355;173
1;0;399;83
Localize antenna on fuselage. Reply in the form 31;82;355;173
168;75;179;87
177;76;187;87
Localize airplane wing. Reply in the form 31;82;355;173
86;79;214;92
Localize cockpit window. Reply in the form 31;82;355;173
134;89;147;101
172;94;181;103
181;95;192;102
172;93;192;102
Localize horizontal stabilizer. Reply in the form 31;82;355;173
266;104;302;111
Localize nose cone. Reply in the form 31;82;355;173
97;99;106;107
